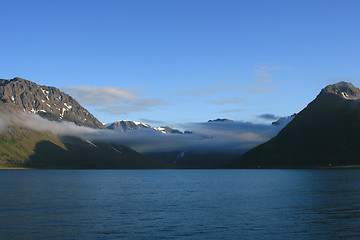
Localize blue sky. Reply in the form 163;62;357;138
1;0;359;127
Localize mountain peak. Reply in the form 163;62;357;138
107;120;151;131
106;120;183;134
0;77;105;129
321;82;360;100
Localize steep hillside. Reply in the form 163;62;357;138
0;77;104;129
230;82;360;168
0;126;66;168
0;126;168;169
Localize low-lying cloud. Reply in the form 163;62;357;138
0;108;290;154
258;113;281;120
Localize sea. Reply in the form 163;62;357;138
1;169;360;239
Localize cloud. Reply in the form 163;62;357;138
216;79;242;88
245;65;284;94
210;97;246;105
175;87;225;96
0;108;291;154
258;113;281;120
257;65;284;71
327;76;360;85
139;118;166;125
101;98;166;114
252;69;273;84
62;86;137;106
62;86;165;114
218;108;243;113
246;87;278;94
251;65;285;84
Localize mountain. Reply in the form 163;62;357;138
230;82;360;168
107;120;152;131
106;120;183;134
0;105;169;169
0;78;169;169
0;77;104;129
208;118;234;123
271;114;296;126
0;125;167;169
154;126;183;134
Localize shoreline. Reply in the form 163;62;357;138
2;165;360;170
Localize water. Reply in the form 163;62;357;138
1;169;360;239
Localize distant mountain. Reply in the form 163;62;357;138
154;126;183;134
106;120;183;134
230;82;360;168
271;114;296;126
0;77;104;129
107;120;152;131
208;118;234;122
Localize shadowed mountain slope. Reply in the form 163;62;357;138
230;82;360;168
0;126;168;169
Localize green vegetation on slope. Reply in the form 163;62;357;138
0;127;168;169
230;86;360;168
0;127;66;168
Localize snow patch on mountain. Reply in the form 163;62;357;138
106;120;183;134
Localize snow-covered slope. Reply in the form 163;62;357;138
106;120;183;134
106;120;152;131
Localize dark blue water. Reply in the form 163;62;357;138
1;169;360;239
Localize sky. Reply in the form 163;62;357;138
1;0;359;128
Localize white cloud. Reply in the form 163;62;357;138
327;76;360;85
175;87;225;96
246;86;278;94
246;65;284;94
210;97;246;105
62;86;137;105
218;108;243;113
139;118;166;125
252;69;273;84
62;86;166;114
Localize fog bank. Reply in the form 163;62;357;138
0;108;289;153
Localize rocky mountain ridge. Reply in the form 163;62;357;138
0;77;104;129
106;120;183;134
321;81;360;100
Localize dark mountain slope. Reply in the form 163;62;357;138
0;77;104;129
0;126;66;168
0;126;168;169
28;136;168;169
230;82;360;168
